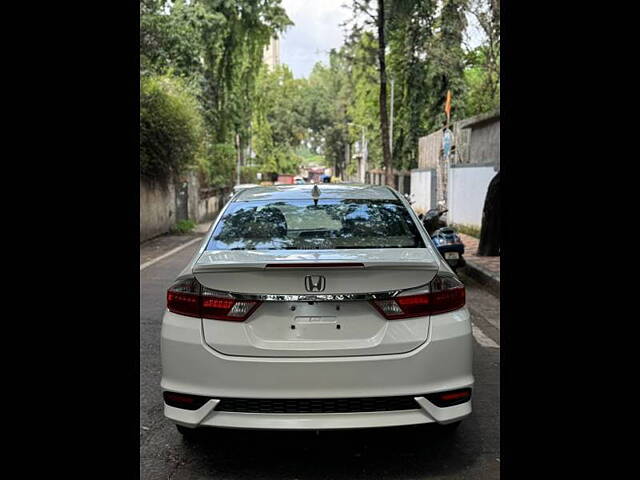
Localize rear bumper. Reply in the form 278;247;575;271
166;398;471;430
160;308;473;429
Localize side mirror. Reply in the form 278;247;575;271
404;193;415;205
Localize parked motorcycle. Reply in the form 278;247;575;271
430;226;466;271
418;208;466;271
420;207;448;236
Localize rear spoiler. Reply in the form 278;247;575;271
193;260;439;274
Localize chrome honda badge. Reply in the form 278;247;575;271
304;275;326;292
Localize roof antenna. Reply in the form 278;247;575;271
311;184;321;206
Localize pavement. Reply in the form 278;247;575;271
140;236;500;479
457;233;500;298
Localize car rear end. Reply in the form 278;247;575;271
161;185;473;430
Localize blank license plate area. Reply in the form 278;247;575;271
291;302;341;338
295;316;337;325
444;252;459;259
244;301;386;344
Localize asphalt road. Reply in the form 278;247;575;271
140;243;500;480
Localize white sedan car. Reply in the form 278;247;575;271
228;183;259;200
161;184;473;436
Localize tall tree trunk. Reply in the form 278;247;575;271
377;0;393;187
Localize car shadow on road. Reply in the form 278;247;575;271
173;422;486;479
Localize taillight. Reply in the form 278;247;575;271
425;388;472;407
167;278;261;321
371;274;465;319
163;391;210;410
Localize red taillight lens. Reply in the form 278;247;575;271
371;274;465;319
163;391;210;410
167;278;260;321
166;278;201;317
425;388;472;407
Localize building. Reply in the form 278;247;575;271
263;36;280;71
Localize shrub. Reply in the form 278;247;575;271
170;219;196;234
240;166;263;184
140;74;204;181
206;142;236;187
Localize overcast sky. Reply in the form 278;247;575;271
280;0;352;79
280;0;485;79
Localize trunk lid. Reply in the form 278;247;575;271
195;248;439;357
193;248;439;294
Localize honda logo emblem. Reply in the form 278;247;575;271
304;275;326;292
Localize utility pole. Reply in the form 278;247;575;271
235;133;241;186
390;77;395;158
343;142;350;181
361;126;368;183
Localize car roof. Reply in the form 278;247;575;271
233;183;400;202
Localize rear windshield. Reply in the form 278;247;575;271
206;199;425;250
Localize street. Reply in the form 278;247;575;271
140;240;500;480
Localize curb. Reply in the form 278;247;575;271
459;260;500;298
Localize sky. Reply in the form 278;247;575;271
279;0;486;79
280;0;352;79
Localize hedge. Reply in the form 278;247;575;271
140;74;204;181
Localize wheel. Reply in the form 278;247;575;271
438;420;462;434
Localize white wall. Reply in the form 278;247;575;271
140;179;175;242
410;169;433;215
447;166;497;227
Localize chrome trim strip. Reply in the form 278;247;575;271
200;282;432;302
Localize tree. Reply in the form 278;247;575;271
251;65;306;174
140;0;292;187
346;0;394;185
344;1;470;179
140;74;205;182
423;0;468;130
462;0;500;116
387;0;438;170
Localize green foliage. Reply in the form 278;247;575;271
462;48;499;116
206;142;237;187
295;146;325;167
140;0;499;188
140;74;205;181
323;0;498;174
386;1;437;170
171;219;197;234
460;0;500;117
251;65;306;175
140;0;292;188
239;166;262;184
346;32;381;168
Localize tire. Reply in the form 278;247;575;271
438;420;462;434
176;424;202;439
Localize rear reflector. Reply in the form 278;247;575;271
167;278;261;321
163;391;210;410
371;274;465;319
425;388;472;408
